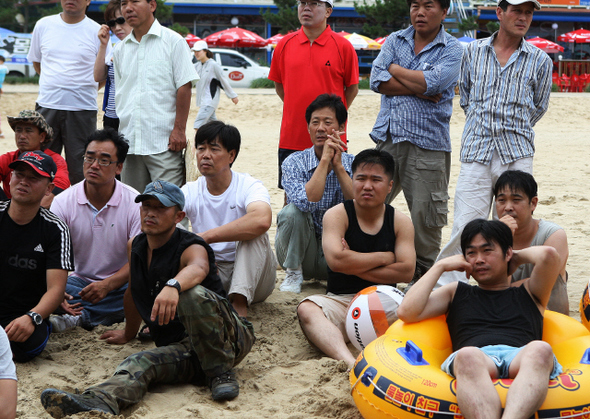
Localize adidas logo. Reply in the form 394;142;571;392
34;244;44;253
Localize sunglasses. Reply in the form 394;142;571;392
107;17;125;28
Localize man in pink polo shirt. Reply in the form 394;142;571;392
49;128;141;332
269;0;359;189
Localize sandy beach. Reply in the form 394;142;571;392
1;85;589;418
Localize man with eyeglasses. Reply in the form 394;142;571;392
269;0;359;191
49;128;141;332
28;0;110;185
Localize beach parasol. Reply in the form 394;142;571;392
185;33;201;48
340;32;381;50
205;27;267;48
526;37;564;53
374;37;387;45
266;32;292;47
557;28;590;43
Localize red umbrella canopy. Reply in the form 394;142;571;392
374;37;387;45
557;28;590;43
205;27;267;48
185;33;201;48
526;37;564;53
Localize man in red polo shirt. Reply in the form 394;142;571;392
269;0;359;189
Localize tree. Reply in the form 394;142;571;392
260;0;300;35
458;16;478;33
170;22;189;36
486;21;500;34
154;0;173;23
354;0;409;38
0;0;59;33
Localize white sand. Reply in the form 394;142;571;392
1;86;588;418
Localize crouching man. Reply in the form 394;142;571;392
297;149;415;367
397;219;563;419
41;180;255;417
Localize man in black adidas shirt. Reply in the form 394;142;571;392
0;151;73;362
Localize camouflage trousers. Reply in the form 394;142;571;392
86;285;255;414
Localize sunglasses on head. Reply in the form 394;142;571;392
107;17;125;28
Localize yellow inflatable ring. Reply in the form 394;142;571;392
350;311;590;418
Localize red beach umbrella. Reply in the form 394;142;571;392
185;33;201;48
557;28;590;43
266;32;290;47
526;37;564;53
205;27;267;48
374;37;387;45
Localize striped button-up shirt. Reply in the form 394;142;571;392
370;26;463;152
459;33;552;165
282;147;354;237
114;19;198;155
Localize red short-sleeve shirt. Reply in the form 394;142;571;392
269;26;359;151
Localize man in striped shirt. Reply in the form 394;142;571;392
436;0;552;286
370;0;463;280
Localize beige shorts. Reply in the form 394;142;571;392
300;293;356;342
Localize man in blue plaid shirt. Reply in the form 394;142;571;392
370;0;462;280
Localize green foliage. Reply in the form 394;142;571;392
260;0;300;35
154;0;173;22
551;82;560;92
170;22;189;36
458;15;478;32
5;75;39;84
0;0;60;33
250;77;275;88
486;21;500;34
585;82;590;93
358;78;371;89
354;0;409;38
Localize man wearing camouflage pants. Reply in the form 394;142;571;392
40;180;255;417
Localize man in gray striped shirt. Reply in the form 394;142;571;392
436;0;552;286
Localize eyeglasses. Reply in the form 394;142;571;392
83;155;119;167
298;1;325;8
106;17;125;28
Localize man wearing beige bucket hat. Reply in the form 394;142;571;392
0;110;70;207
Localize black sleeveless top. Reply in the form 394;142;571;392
130;228;226;347
446;282;543;352
327;200;396;295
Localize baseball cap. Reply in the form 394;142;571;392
9;150;57;180
191;40;208;52
499;0;541;10
135;180;185;209
7;110;53;142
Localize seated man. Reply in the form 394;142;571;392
182;121;276;317
0;151;73;362
41;181;255;417
0;110;70;208
494;170;569;315
298;149;415;367
276;93;354;293
398;219;562;419
49;128;141;332
494;170;570;316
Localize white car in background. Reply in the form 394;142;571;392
208;48;270;88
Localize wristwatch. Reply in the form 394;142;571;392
26;311;43;326
165;278;182;294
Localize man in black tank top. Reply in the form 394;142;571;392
41;181;255;418
398;219;562;419
298;149;416;367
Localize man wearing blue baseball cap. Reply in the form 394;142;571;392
41;180;255;417
0;150;73;362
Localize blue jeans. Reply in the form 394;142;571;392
66;275;126;329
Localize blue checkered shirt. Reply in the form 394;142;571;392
459;33;553;165
370;25;463;152
282;147;354;237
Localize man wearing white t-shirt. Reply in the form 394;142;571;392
182;121;276;318
28;0;109;185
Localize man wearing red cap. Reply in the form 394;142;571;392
0;151;73;362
